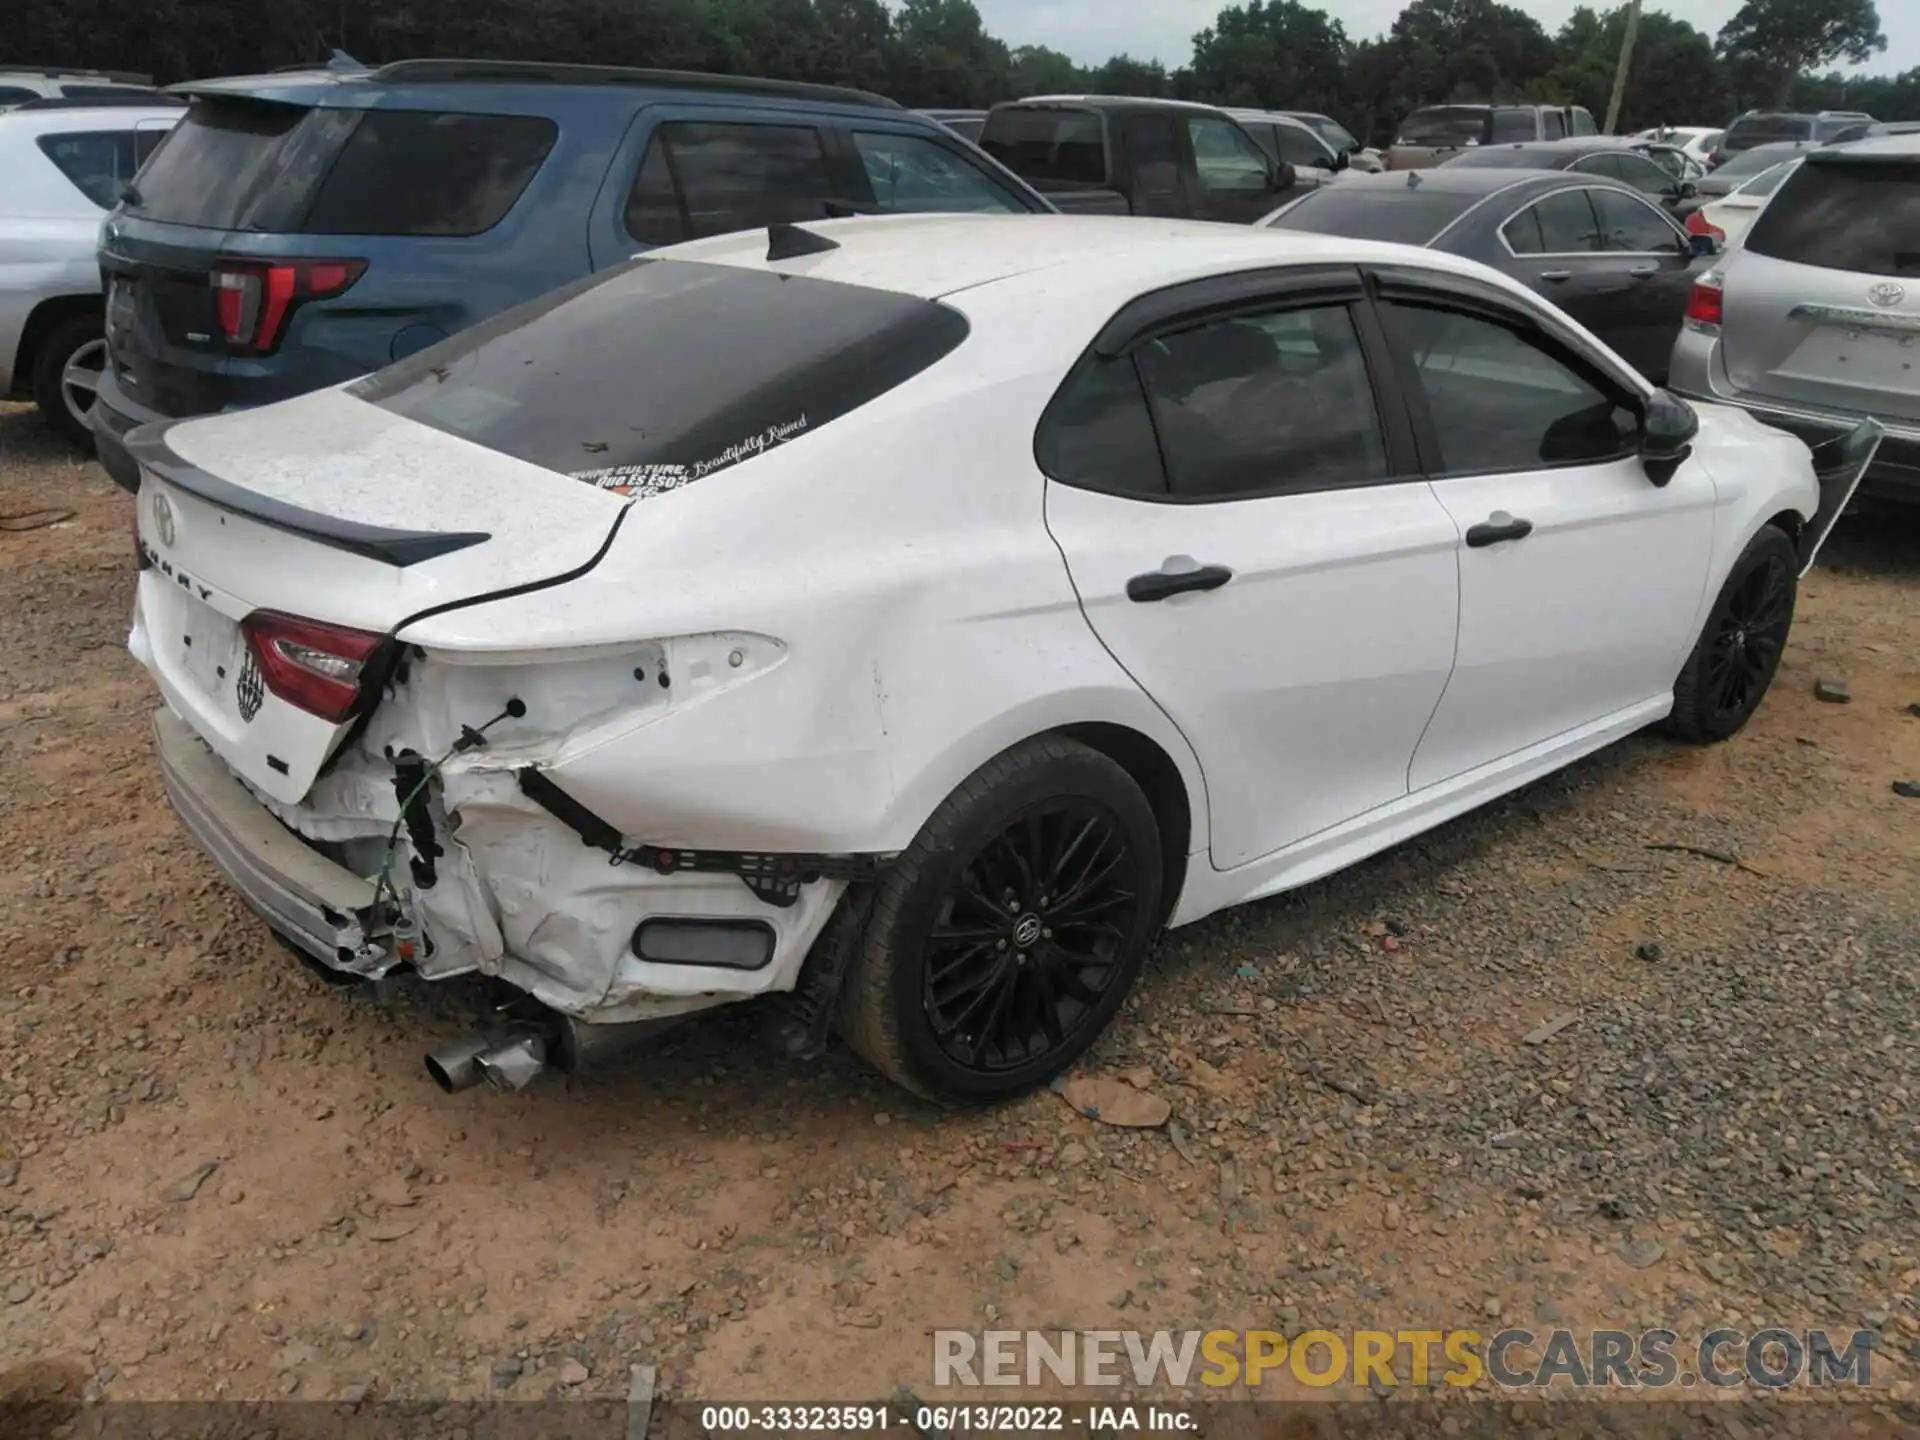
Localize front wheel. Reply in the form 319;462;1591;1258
837;736;1163;1104
1665;524;1798;743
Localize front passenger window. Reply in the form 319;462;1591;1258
1389;303;1640;474
1134;303;1389;498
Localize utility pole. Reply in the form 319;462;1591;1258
1603;0;1643;134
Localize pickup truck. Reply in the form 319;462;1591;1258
978;95;1306;223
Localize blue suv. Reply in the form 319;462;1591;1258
91;59;1052;491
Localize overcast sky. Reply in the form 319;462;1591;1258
972;0;1920;78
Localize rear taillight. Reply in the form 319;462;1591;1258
1684;209;1725;243
210;258;365;354
1684;273;1725;332
241;611;386;722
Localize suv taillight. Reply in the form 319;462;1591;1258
1685;209;1725;243
211;259;365;354
240;611;386;722
1684;273;1725;332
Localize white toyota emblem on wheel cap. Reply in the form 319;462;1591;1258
1867;281;1905;308
151;491;175;549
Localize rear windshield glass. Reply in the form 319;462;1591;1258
1400;107;1491;146
1744;158;1920;275
1725;115;1813;150
980;108;1106;186
124;98;554;235
1443;146;1552;169
123;97;348;229
349;259;971;490
1265;187;1469;245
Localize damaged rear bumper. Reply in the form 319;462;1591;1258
153;707;390;971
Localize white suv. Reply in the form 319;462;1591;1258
0;68;158;106
0;98;182;447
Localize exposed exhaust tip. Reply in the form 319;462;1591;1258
424;1033;496;1093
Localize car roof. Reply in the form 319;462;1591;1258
648;212;1519;304
1328;166;1583;196
1010;95;1225;115
172;58;900;113
0;102;186;134
1226;109;1318;129
1812;131;1920;159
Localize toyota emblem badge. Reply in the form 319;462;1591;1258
1867;281;1905;308
151;491;176;549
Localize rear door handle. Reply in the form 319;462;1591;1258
1464;512;1534;548
1628;263;1658;277
1539;270;1572;282
1126;561;1234;602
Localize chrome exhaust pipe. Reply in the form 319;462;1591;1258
424;1032;498;1093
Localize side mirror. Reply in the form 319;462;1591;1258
1271;161;1296;191
1639;389;1699;487
1678;179;1698;200
1687;231;1718;258
1333;149;1350;171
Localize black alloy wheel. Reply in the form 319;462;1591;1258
836;735;1164;1103
1666;524;1798;743
922;799;1141;1074
1702;546;1793;726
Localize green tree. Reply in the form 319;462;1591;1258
1087;53;1173;98
1546;7;1729;130
1189;0;1349;113
1715;0;1885;106
1007;44;1083;98
1386;0;1557;103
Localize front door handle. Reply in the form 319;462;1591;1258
1126;560;1234;602
1539;270;1572;282
1464;512;1534;548
1628;263;1658;277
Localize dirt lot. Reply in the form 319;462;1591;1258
1;403;1917;1419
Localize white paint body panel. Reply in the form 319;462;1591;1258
127;214;1821;1026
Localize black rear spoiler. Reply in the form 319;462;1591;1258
125;423;490;568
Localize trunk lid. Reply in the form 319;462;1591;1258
131;386;627;804
1719;149;1920;424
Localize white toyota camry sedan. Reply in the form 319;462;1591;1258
128;214;1878;1104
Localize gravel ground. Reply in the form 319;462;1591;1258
1;403;1916;1424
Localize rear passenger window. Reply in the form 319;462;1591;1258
625;122;835;244
35;130;143;208
1133;304;1388;499
850;131;1027;214
1036;355;1167;497
300;111;556;236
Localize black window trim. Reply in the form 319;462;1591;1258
1036;264;1425;506
1363;267;1647;482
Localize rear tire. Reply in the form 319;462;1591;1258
30;313;105;454
837;736;1162;1104
1665;525;1798;743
